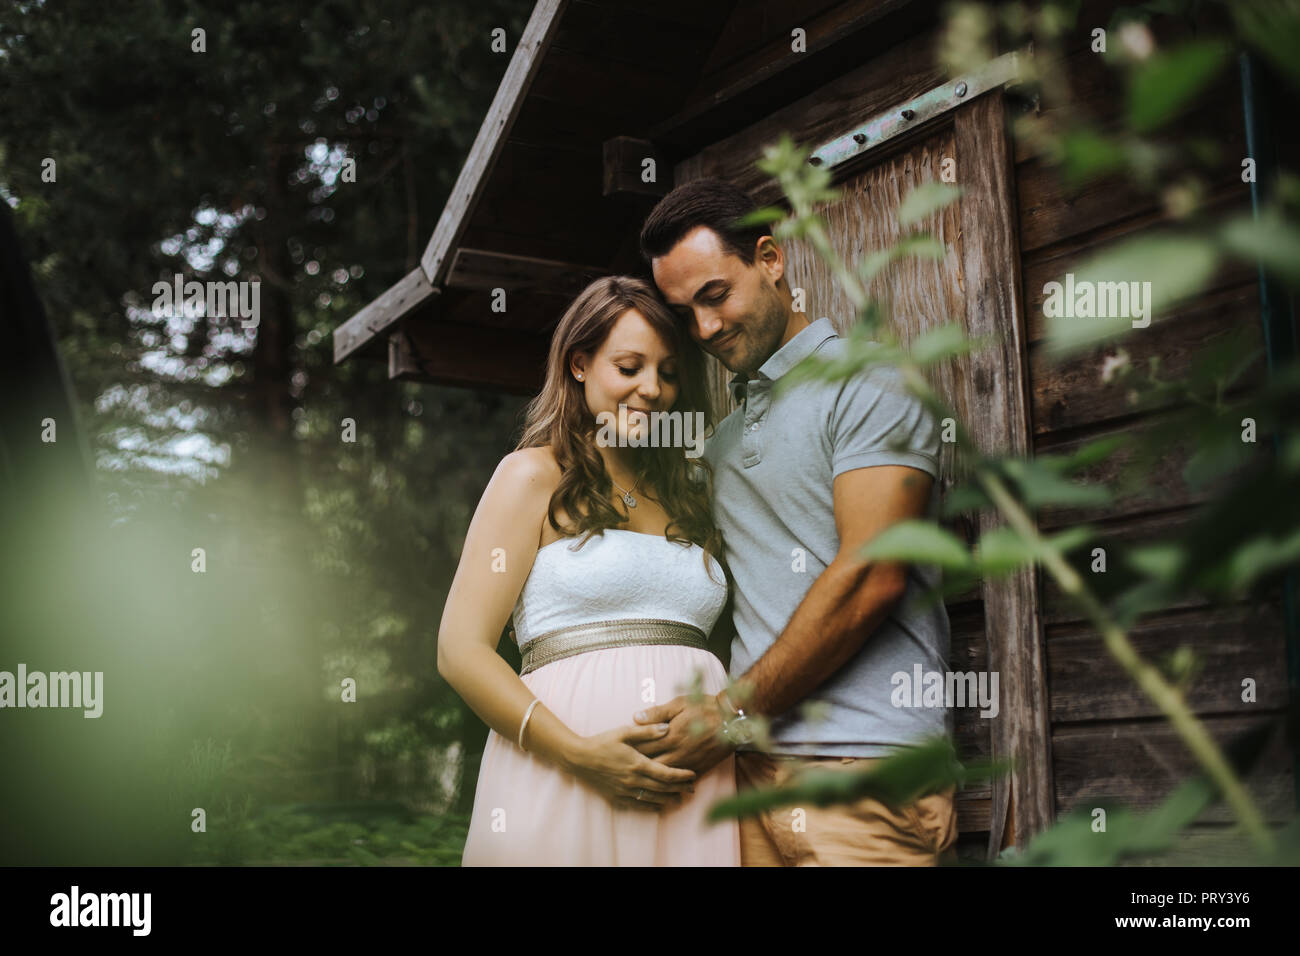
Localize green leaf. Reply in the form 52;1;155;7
1057;435;1129;473
1224;528;1300;591
1004;776;1217;866
975;525;1094;576
707;736;1008;821
1220;211;1300;286
908;322;975;365
975;526;1036;575
858;520;975;570
941;483;990;517
1230;1;1300;95
732;206;788;228
1047;526;1096;554
1042;234;1220;357
1127;40;1232;132
1060;127;1127;186
1126;542;1183;580
898;183;964;227
1002;459;1114;509
858;234;947;283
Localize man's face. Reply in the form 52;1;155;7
651;225;789;375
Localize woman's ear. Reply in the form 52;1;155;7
569;352;588;382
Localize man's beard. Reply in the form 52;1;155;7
723;280;788;375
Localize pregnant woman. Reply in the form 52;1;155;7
438;275;740;866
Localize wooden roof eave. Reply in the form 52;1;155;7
333;0;569;365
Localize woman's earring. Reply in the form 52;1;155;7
576;373;583;381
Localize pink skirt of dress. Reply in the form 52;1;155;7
461;643;741;866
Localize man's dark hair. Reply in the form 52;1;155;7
639;177;769;266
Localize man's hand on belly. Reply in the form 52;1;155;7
629;695;734;775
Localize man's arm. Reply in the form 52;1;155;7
727;463;932;719
631;463;933;771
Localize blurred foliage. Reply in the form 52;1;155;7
0;0;532;865
714;0;1300;865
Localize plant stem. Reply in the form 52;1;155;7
791;184;1274;854
978;468;1275;854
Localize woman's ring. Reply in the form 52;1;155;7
636;789;644;801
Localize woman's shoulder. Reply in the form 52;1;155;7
493;445;562;492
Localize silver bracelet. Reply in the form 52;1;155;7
518;698;542;751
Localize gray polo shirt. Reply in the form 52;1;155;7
704;317;952;757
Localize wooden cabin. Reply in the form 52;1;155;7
334;0;1296;861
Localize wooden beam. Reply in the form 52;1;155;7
333;267;437;364
602;136;671;197
420;0;570;287
388;319;549;394
446;247;609;291
953;91;1054;858
650;0;934;151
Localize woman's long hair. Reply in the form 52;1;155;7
516;276;725;578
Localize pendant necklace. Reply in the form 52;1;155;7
611;476;639;509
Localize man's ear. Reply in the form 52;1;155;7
756;235;784;285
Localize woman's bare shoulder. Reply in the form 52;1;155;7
493;445;562;492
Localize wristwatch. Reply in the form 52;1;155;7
718;690;756;747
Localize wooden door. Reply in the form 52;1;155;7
676;86;1049;859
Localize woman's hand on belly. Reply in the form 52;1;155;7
566;723;698;811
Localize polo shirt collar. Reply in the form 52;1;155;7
728;317;838;403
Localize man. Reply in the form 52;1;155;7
630;177;957;866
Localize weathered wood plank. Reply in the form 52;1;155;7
1047;604;1289;722
1022;213;1257;344
695;0;845;76
955;92;1054;856
434;285;576;334
682;0;912;109
1040;507;1204;624
388;319;548;394
1014;75;1248;255
602;136;671;198
420;0;569;286
334;268;437;364
551;1;717;70
1033;413;1253;530
1028;281;1262;436
1052;714;1295;824
956;791;992;833
1122;824;1290;865
446;247;610;292
672;25;944;195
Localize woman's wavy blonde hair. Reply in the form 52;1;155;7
515;275;725;578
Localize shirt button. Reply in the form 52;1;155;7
749;422;760;431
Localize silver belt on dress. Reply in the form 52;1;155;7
518;617;709;676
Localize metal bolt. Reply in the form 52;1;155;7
955;81;968;98
853;132;867;144
901;108;915;121
808;155;823;166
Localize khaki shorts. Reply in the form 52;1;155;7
735;751;958;867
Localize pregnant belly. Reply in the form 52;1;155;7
519;643;728;737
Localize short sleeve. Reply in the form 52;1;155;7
829;363;940;479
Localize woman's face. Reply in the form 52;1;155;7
571;308;680;445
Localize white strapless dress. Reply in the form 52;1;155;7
460;528;740;866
